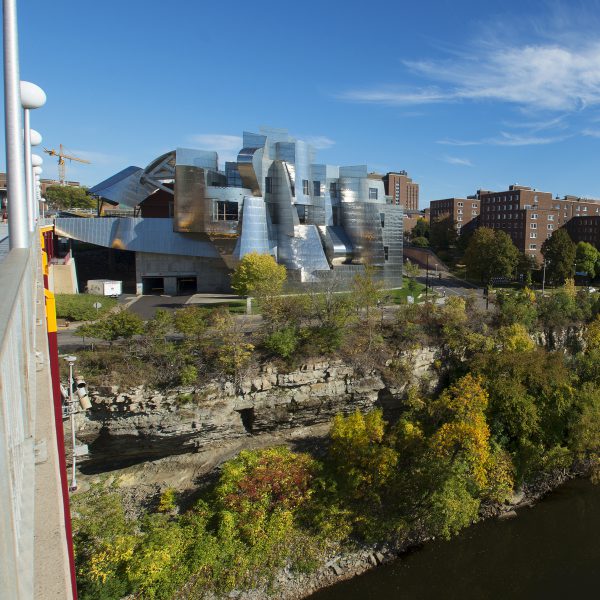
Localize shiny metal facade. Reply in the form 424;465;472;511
79;127;403;289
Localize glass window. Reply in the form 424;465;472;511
530;232;537;238
214;200;239;221
384;246;389;261
529;244;537;250
547;224;554;230
302;179;310;195
329;182;338;198
530;223;537;229
380;213;385;228
457;202;464;207
265;177;272;194
369;187;378;200
313;181;321;197
531;213;538;219
548;215;554;221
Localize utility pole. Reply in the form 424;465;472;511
542;260;547;294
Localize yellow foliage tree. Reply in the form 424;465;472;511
498;323;535;352
231;252;287;298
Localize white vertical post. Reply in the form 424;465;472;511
23;108;33;231
3;0;29;249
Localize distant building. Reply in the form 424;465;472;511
53;128;404;294
477;185;600;262
383;171;419;211
429;197;480;235
565;216;600;249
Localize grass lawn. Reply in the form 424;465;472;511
384;278;426;304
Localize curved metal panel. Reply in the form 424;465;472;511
54;217;220;258
89;166;157;208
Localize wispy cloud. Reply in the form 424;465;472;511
342;38;600;112
582;128;600;138
443;156;473;166
437;131;570;147
302;135;336;150
187;134;243;165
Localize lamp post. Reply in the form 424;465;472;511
63;355;78;491
3;0;29;248
542;260;548;294
20;81;46;232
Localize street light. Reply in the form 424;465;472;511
62;355;90;491
20;80;46;232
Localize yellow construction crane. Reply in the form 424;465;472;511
43;144;91;185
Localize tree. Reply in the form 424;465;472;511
231;252;286;298
411;236;429;247
575;241;599;279
45;185;95;210
541;229;576;285
411;217;430;240
463;228;519;284
77;309;144;342
429;214;457;252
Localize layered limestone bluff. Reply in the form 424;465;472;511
75;349;439;469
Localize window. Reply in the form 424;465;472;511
369;187;378;200
529;243;537;250
384;246;389;261
472;203;478;208
457;216;463;221
548;215;555;221
530;232;537;238
457;209;463;214
329;182;338;198
313;181;321;197
530;223;537;229
531;213;538;219
214;201;239;221
380;213;385;228
547;224;554;230
583;206;588;212
265;177;272;194
302;179;310;195
472;211;478;216
457;202;464;207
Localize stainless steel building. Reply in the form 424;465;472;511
55;128;403;293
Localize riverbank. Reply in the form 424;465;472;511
231;462;593;600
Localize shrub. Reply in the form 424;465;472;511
264;327;299;358
411;236;429;247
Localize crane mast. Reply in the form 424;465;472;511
43;143;91;185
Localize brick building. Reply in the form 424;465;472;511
478;185;600;262
565;216;600;249
383;171;419;211
429;197;480;235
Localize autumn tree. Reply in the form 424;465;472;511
231;252;287;298
541;228;576;285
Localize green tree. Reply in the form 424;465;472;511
541;228;576;285
575;241;599;279
463;227;519;284
45;185;95;210
411;236;429;247
411;217;430;239
429;214;457;252
77;309;144;342
231;252;286;298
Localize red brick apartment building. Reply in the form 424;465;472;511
383;171;419;211
478;186;600;262
429;197;480;234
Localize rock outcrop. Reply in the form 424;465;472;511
76;353;440;469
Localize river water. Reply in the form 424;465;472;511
309;478;600;600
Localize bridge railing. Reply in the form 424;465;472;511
0;239;39;598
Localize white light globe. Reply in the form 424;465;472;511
29;129;42;146
31;153;43;167
33;166;43;175
20;81;46;110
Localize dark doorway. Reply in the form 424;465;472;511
237;408;255;434
142;277;165;294
177;276;197;294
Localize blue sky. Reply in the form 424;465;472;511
6;0;600;206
